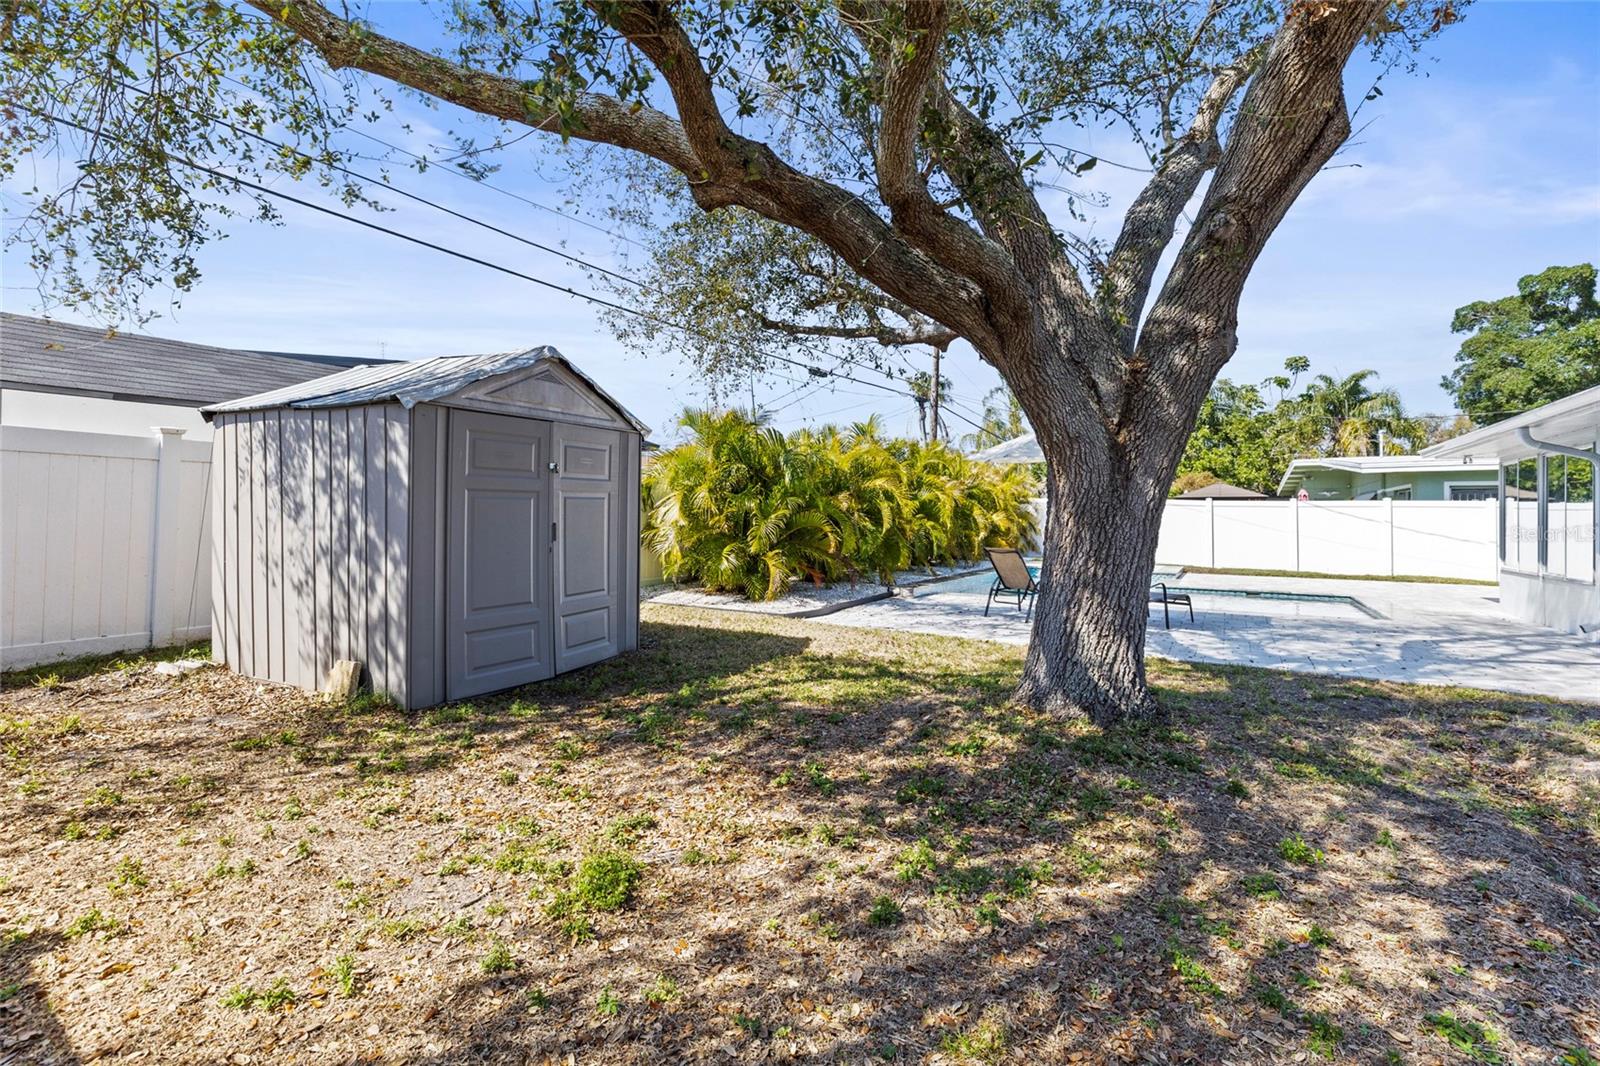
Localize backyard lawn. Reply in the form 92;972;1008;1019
2;605;1596;1064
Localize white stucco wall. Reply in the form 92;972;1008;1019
1;389;211;438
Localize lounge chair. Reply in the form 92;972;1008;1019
983;547;1038;618
1149;582;1193;629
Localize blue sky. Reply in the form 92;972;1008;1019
4;1;1597;443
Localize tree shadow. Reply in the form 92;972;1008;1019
4;610;1596;1063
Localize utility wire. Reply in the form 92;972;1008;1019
26;105;971;413
131;81;998;434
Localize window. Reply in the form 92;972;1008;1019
1550;453;1596;583
1500;459;1539;570
1449;484;1497;502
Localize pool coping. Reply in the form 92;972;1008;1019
644;563;993;619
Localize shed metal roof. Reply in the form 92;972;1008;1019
0;312;388;407
200;347;650;435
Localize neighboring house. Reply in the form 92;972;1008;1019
0;312;390;438
1423;385;1599;635
1175;481;1267;500
1277;455;1499;501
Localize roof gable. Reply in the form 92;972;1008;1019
201;347;649;435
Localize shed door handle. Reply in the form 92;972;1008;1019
551;521;557;542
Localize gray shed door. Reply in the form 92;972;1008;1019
446;411;554;699
553;422;624;672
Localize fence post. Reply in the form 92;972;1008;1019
1206;497;1216;568
1291;497;1301;573
147;427;188;648
1385;496;1396;577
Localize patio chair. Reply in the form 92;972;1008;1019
983;547;1038;619
1149;582;1193;629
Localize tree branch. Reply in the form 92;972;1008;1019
1130;1;1374;458
247;0;1002;352
755;314;958;350
859;1;1023;302
240;0;702;173
1101;47;1263;353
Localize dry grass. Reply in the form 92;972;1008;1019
2;604;1597;1064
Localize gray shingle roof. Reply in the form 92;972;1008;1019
201;347;650;435
0;312;390;407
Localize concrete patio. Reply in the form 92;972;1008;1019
816;571;1600;703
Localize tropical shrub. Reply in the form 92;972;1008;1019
643;410;1039;599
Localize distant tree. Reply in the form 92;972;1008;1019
1175;380;1279;493
1174;360;1423;494
960;386;1029;452
1442;264;1600;423
1174;357;1307;494
1170;470;1223;496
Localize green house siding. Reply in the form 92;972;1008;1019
1292;468;1496;500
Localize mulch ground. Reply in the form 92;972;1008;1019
2;604;1597;1064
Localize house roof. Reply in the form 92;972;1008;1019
0;312;389;407
1175;481;1267;499
1276;454;1493;495
200;347;651;435
969;431;1042;464
1420;383;1600;461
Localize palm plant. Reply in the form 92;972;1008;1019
643;409;1039;600
1291;371;1427;456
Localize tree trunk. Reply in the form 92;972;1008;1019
1014;434;1171;726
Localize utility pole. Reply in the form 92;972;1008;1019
929;346;942;443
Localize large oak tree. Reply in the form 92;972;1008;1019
2;0;1458;723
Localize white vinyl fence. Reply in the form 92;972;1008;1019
1021;497;1499;582
1153;498;1498;581
2;426;212;669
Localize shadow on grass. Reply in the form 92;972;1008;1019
5;610;1597;1063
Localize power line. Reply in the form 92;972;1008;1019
26;101;998;435
23;104;942;408
146;80;1002;430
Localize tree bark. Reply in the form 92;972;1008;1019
1012;364;1171;725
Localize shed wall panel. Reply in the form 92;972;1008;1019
210;424;227;666
211;403;409;697
621;431;640;652
264;411;284;683
311;411;333;685
364;408;388;694
407;405;446;708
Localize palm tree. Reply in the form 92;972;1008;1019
1291;371;1427;456
959;386;1030;451
642;409;1039;599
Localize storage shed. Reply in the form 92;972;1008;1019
201;348;647;709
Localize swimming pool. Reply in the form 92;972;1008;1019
913;565;1382;619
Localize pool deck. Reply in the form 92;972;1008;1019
816;571;1600;703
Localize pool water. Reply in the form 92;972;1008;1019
918;565;1381;619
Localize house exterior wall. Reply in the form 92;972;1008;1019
1297;468;1496;500
2;388;212;438
210;405;412;704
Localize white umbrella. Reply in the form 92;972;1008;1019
969;431;1043;464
